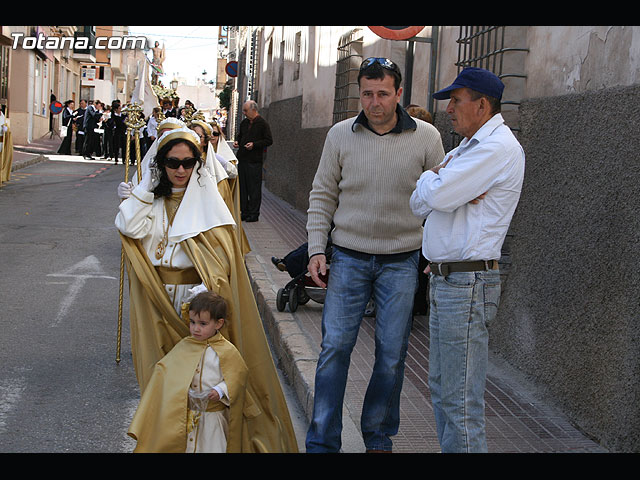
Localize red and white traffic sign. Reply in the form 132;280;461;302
368;26;425;41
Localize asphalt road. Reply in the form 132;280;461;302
0;158;141;452
0;157;308;453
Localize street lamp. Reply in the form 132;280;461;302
170;78;178;90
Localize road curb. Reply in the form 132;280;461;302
245;251;317;421
11;153;47;172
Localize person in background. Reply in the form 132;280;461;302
57;100;75;155
0;106;12;185
82;100;103;159
233;100;272;222
406;104;433;124
74;99;87;155
162;98;176;118
100;104;112;161
146;107;161;151
405;104;438;316
110;101;127;165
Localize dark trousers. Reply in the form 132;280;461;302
112;134;126;163
103;130;113;158
75;132;84;154
238;161;263;218
83;130;99;157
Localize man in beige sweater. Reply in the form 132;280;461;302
305;57;445;453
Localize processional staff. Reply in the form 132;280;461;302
116;102;146;363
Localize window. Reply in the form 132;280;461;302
332;28;363;124
278;40;285;86
293;31;301;81
35;57;42;116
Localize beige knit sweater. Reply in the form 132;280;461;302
306;117;445;257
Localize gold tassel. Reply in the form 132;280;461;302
181;302;191;326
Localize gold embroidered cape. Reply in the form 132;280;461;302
128;333;254;452
120;223;298;452
0;128;13;185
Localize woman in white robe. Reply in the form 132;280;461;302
115;127;235;388
115;126;298;452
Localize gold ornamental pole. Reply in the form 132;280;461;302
116;102;145;363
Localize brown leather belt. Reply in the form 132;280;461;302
429;260;499;276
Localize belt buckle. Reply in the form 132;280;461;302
437;263;449;276
483;260;497;270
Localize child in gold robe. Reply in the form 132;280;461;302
128;291;253;453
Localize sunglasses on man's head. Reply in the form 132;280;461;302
164;157;198;169
360;57;400;74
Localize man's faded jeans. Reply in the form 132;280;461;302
428;269;501;453
305;247;419;452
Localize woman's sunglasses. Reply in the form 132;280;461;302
164;157;198;169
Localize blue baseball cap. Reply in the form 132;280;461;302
433;67;504;100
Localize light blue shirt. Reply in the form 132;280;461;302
410;113;525;263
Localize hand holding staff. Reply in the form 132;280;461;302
116;102;146;363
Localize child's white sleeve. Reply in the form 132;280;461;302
213;381;229;406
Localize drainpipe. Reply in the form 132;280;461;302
403;40;415;107
401;26;440;114
427;26;439;115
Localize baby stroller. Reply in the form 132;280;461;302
272;240;331;313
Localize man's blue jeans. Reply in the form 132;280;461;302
305;247;419;452
428;269;501;453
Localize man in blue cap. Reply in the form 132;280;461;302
410;67;525;452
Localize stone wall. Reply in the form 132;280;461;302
491;84;640;452
262;96;330;213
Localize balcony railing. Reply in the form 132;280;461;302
72;29;96;62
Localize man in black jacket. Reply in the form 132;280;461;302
82;100;103;159
233;100;273;222
74;99;87;155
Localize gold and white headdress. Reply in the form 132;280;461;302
132;120;186;186
157;126;202;152
158;127;235;243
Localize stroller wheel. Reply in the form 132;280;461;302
276;288;287;312
288;286;299;312
297;287;310;305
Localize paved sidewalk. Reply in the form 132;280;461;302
243;187;608;453
6;135;70;172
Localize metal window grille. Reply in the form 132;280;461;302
452;26;528;145
332;28;363;125
248;29;259;99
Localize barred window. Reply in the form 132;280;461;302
452;26;528;145
332;28;363;125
